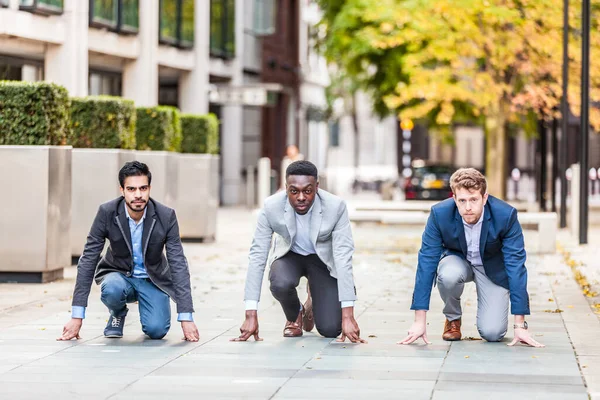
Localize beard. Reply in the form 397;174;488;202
127;199;147;212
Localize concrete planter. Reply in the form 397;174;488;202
0;146;72;282
71;149;136;257
134;151;178;210
177;154;220;240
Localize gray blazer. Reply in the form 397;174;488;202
72;197;194;313
244;189;357;303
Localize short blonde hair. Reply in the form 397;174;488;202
450;168;487;196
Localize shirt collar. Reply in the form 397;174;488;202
124;202;147;224
462;207;484;228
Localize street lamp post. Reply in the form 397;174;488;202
559;0;569;228
579;0;590;244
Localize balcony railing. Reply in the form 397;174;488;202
159;0;194;49
89;0;139;34
19;0;63;15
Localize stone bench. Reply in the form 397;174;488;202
348;209;557;254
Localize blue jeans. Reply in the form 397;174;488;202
100;272;171;339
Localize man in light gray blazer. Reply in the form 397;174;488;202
232;161;365;343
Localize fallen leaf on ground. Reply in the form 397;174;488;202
463;337;482;341
544;309;564;313
464;355;470;358
368;335;377;338
548;298;554;302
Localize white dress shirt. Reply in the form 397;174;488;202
462;208;485;266
246;203;354;310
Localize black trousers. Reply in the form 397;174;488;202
269;251;342;338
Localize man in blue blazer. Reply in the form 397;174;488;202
399;168;544;347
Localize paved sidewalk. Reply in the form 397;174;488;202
0;208;596;399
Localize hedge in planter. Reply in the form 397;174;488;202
136;106;182;152
180;113;220;154
70;96;136;149
0;81;70;145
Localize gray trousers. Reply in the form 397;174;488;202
437;255;510;342
269;251;342;338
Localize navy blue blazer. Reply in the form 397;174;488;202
411;195;530;315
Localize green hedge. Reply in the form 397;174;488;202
180;113;219;154
69;96;136;149
0;81;70;145
136;106;182;152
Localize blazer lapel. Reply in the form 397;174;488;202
309;195;323;245
115;200;133;255
455;211;468;256
479;204;491;262
142;200;157;258
284;199;297;241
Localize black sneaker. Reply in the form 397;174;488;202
104;314;126;338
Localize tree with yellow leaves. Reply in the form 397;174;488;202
318;0;600;197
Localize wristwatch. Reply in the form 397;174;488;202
513;321;528;330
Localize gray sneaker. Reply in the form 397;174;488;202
104;314;126;338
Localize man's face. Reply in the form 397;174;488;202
453;187;488;225
120;175;151;213
287;145;299;158
286;175;318;215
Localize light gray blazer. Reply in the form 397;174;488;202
244;189;357;303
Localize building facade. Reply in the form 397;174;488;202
0;0;277;205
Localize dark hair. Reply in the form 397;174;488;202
119;161;152;188
286;160;318;179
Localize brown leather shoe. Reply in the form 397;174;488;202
283;310;303;337
442;318;462;341
303;288;314;332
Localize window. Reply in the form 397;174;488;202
159;0;194;48
210;0;235;58
121;0;139;32
19;0;63;15
89;70;122;96
253;0;276;35
0;56;44;81
89;0;139;34
329;121;340;148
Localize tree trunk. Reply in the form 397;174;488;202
351;92;360;172
485;101;508;199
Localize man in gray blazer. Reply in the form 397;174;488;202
232;161;365;343
58;161;199;342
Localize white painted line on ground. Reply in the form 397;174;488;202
102;349;120;353
88;343;106;346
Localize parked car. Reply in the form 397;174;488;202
404;163;455;200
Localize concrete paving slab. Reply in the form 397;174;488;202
0;208;596;399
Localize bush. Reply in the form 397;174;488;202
136;106;182;152
0;81;70;145
180;113;220;154
69;96;136;149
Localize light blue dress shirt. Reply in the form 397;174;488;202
72;204;193;322
462;207;485;267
